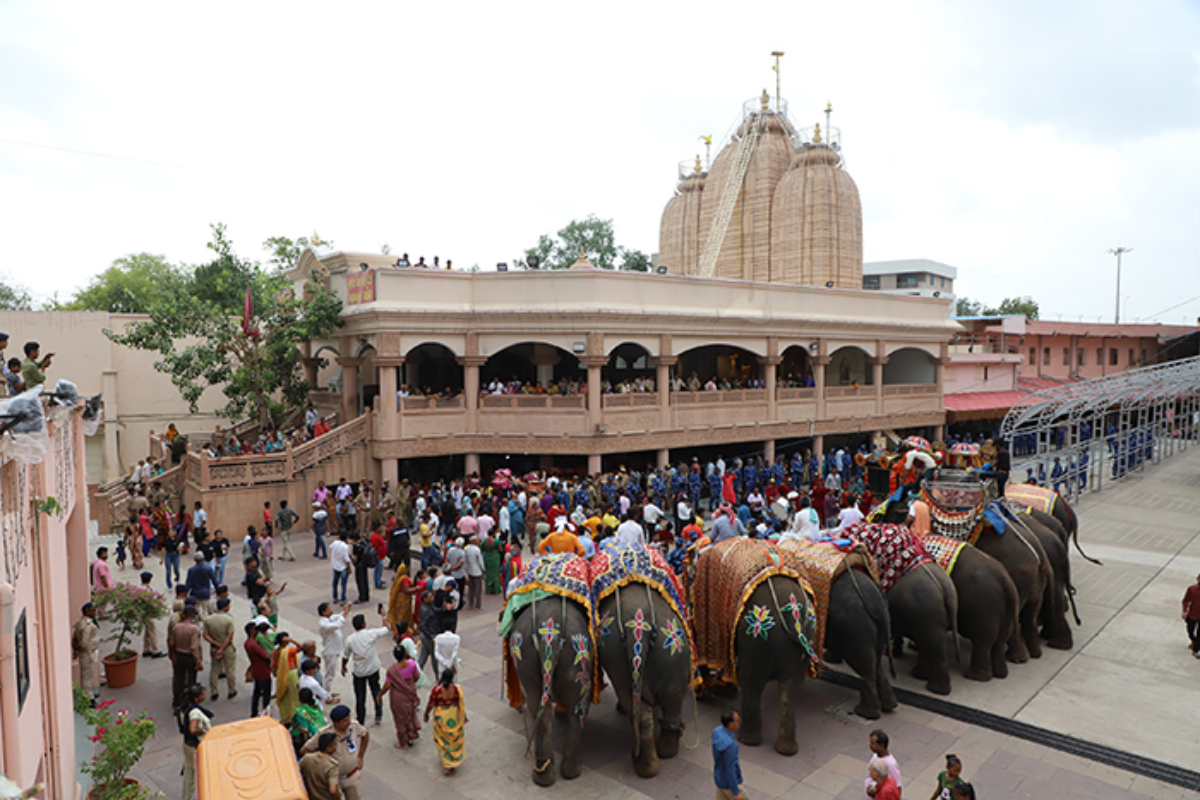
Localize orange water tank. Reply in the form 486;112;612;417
197;716;306;800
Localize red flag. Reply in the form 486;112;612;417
242;284;258;337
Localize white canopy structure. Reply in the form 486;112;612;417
999;356;1200;500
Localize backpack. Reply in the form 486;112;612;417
359;542;379;568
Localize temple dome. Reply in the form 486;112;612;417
658;158;706;274
770;141;863;288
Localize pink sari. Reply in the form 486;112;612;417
386;659;421;745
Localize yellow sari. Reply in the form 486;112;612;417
430;684;466;770
273;644;300;723
386;565;414;630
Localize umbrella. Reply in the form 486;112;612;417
949;443;980;456
903;436;932;452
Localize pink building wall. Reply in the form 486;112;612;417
0;410;89;799
1017;321;1195;382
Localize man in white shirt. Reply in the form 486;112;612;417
836;502;865;532
786;497;823;541
341;612;392;725
642;501;664;527
614;514;646;547
329;534;352;604
335;478;353;503
318;601;351;688
434;629;461;675
193;501;208;532
445;538;467;587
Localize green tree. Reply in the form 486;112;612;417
107;225;343;426
525;215;651;271
60;253;181;313
0;274;32;310
955;297;984;317
262;233;335;272
993;296;1040;319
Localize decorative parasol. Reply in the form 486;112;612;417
903;436;932;452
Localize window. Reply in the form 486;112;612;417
1128;348;1135;366
896;273;920;288
1109;348;1118;366
863;276;880;290
1043;347;1050;366
1141;347;1147;363
1029;347;1036;364
983;366;990;381
1078;348;1086;366
1097;347;1103;365
1062;348;1070;366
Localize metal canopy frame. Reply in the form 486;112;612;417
1000;356;1200;501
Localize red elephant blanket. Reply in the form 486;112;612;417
848;523;933;592
916;533;968;576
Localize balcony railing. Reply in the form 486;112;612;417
777;387;817;401
480;394;586;410
402;396;464;411
672;389;767;405
882;383;938;396
825;385;872;398
602;393;660;408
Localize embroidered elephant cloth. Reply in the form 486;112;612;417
690;538;813;683
916;533;967;576
776;538;876;658
848;523;933;591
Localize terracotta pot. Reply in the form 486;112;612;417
101;651;139;689
87;777;140;799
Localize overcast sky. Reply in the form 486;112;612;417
3;0;1199;323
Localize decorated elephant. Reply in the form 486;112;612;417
881;485;1053;663
692;538;819;754
499;553;596;786
918;533;1021;680
1003;483;1097;564
1004;505;1080;649
591;542;694;777
848;523;959;694
776;538;898;719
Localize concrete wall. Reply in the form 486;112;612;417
0;311;225;484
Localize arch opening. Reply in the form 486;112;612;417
826;346;873;387
883;347;936;385
481;343;583;394
404;343;464;397
676;345;763;390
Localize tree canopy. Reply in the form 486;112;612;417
106;224;343;426
524;215;652;271
956;295;1040;320
0;274;33;310
59;253;182;314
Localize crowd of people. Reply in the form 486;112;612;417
0;334;55;396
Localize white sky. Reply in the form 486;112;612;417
3;0;1200;323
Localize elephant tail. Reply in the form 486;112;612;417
924;561;960;667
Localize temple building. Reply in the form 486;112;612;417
659;92;863;288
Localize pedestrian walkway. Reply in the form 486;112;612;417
95;451;1200;800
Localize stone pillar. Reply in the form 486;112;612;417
653;356;676;429
101;370;120;483
374;357;403;439
869;341;888;416
813;354;831;420
764;439;775;463
465;453;481;477
760;354;781;422
656;448;670;469
337;357;362;422
531;348;561;388
302;357;320;389
933;424;945;442
582;356;607;434
458;356;486;434
588;453;602;475
814;434;825;461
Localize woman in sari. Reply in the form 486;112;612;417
480;534;502;594
386;565;420;631
507;499;525;547
271;632;301;724
423;668;467;774
394;621;432;689
291;687;328;749
377;646;422;748
500;540;523;590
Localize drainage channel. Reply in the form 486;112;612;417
818;670;1200;792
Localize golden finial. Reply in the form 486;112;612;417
579;245;586;260
694;155;702;173
311;231;323;247
760;89;770;111
812;123;822;144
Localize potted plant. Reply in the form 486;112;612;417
92;582;169;688
73;685;160;799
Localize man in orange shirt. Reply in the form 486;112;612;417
537;522;585;556
905;497;931;536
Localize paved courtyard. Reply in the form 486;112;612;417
90;444;1200;800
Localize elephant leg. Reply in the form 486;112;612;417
991;632;1010;679
964;636;994;682
528;701;558;786
774;673;800;756
1021;596;1043;659
839;637;883;719
876;654;899;713
560;710;584;780
1006;619;1031;664
657;700;684;760
631;698;660;778
738;678;765;747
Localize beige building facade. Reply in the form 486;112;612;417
294;248;959;484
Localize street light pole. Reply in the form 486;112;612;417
1108;246;1132;324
